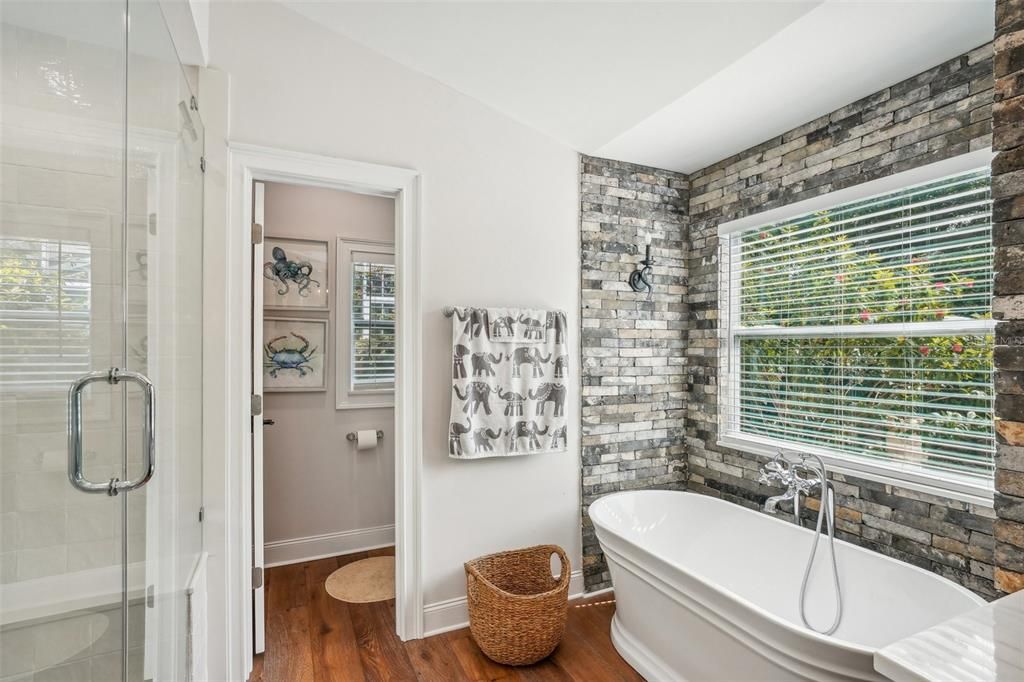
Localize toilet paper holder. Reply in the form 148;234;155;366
346;430;384;442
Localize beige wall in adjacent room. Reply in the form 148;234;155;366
261;181;396;551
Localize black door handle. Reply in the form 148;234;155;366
263;419;275;426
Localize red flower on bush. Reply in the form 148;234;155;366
836;274;845;283
964;280;974;288
935;309;946;320
760;231;768;240
919;345;930;356
952;342;964;354
934;281;945;289
859;309;871;322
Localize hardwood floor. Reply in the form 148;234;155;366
251;550;642;682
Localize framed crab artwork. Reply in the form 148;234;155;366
263;317;328;391
263;237;329;310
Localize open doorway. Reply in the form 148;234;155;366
250;179;401;673
225;145;422;681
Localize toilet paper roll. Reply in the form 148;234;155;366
356;429;378;451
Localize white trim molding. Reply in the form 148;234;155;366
264;525;396;568
423;570;586;637
225;143;423;682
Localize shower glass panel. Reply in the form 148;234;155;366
0;1;204;680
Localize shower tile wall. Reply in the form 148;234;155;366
579;156;689;591
0;21;138;587
685;44;1002;598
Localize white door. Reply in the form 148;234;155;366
252;181;267;654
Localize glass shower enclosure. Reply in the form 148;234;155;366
0;1;204;679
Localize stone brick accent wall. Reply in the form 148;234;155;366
993;0;1024;594
685;45;1004;598
579;156;689;590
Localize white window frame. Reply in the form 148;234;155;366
336;237;395;409
716;149;996;506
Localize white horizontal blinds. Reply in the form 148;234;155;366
736;169;992;327
351;253;395;389
0;237;91;392
726;167;995;480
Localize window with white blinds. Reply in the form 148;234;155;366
718;163;995;495
0;237;91;393
350;254;395;390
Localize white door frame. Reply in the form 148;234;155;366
226;143;423;678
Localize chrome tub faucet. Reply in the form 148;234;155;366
757;452;822;517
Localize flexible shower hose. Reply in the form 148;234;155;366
796;456;843;636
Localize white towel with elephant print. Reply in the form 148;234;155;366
449;306;569;459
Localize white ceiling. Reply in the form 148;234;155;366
282;0;994;174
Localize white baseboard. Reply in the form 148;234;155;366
264;524;395;567
423;570;586;637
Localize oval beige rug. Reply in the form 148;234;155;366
325;556;395;603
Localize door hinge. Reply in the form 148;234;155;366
251;394;263;416
251;222;263;245
198;506;205;523
200;156;206;173
252;566;263;589
190;95;198;111
146;584;155;608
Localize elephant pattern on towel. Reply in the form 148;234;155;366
455;307;489;338
449;308;569;458
508;421;549;452
518;314;545;340
452;344;471;379
529;383;566;417
549;425;568;449
454;381;493;416
497;387;526;417
491;315;516;338
546;311;567;345
552;354;569;379
471;352;502;377
508;347;551;378
471;428;503;454
449;419;471;456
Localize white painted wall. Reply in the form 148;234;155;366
261;182;396;563
208;1;581;609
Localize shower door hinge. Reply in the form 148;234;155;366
190;95;198;111
251;394;263;416
251;222;263;245
198;506;205;523
200;156;206;173
146;584;155;608
252;567;263;589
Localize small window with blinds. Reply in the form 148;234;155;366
718;160;995;496
337;238;396;408
351;257;396;390
0;237;91;394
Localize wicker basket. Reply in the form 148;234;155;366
464;544;570;666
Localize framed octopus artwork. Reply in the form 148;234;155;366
263;317;328;391
263;237;329;310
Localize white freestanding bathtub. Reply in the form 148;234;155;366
589;490;986;682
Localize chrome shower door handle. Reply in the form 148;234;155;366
67;368;156;495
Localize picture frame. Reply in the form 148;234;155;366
262;317;328;392
262;237;329;310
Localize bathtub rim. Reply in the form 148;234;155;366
588;489;986;660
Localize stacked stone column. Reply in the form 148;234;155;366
993;0;1024;594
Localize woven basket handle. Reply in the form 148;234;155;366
551;546;570;589
465;561;481;602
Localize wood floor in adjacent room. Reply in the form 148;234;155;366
251;549;643;682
